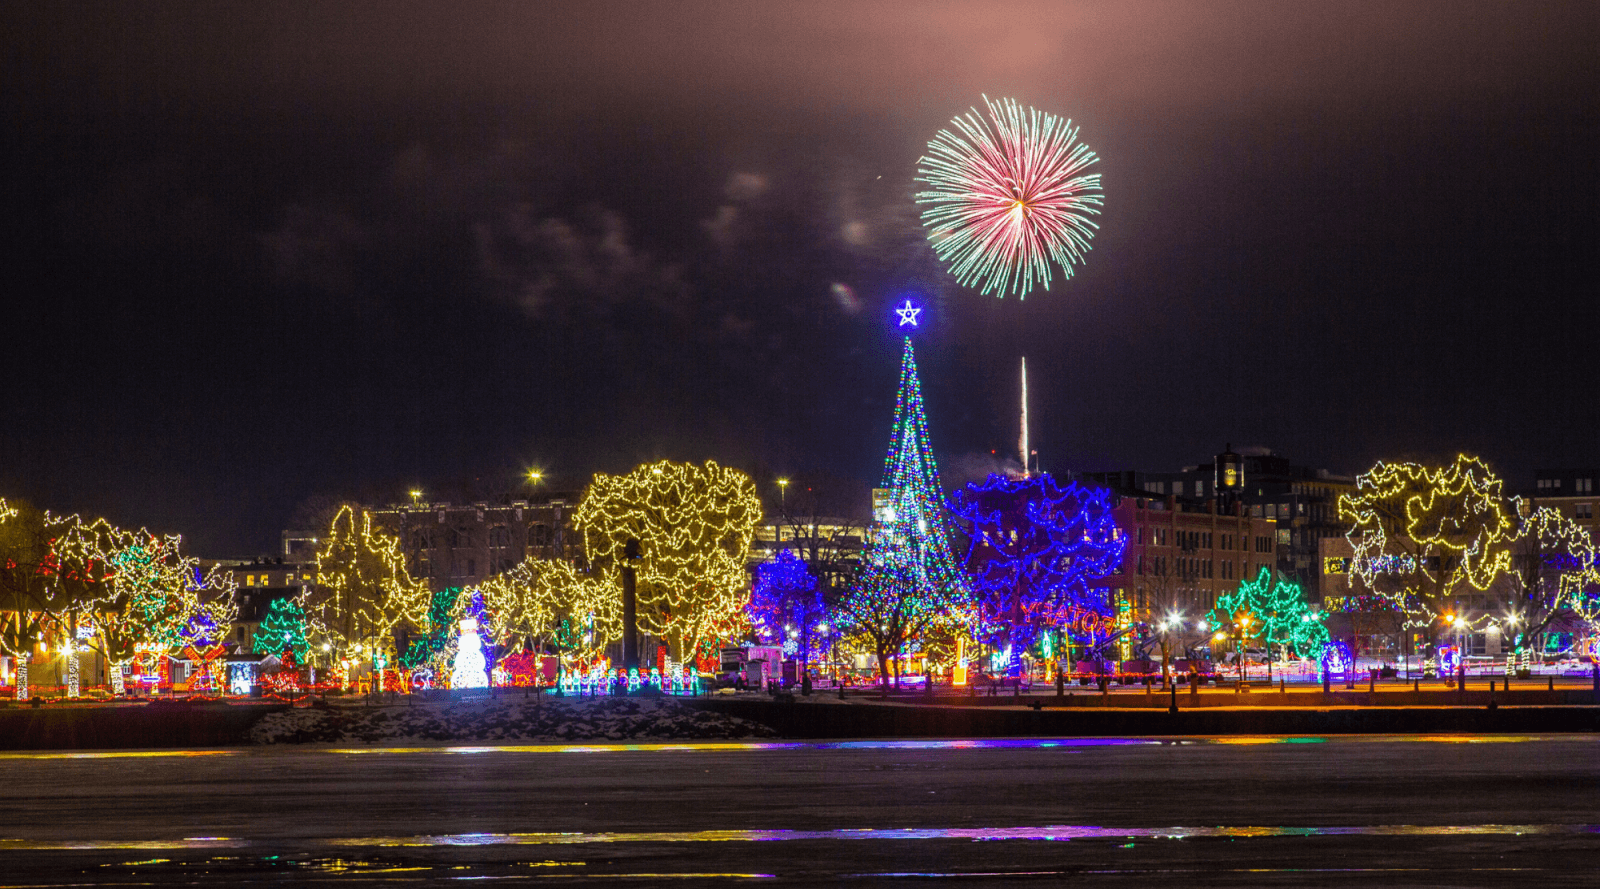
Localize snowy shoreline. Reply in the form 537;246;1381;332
247;696;780;745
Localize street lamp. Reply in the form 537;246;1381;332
772;478;791;556
409;490;423;506
1237;615;1253;682
528;469;544;485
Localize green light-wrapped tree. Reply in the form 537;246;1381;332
252;596;310;661
1207;567;1328;681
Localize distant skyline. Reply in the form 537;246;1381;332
4;2;1597;555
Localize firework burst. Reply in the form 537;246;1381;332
915;96;1103;298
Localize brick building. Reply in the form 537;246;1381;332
1099;494;1279;627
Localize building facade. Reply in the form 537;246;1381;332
1083;447;1352;601
369;496;582;592
1099;494;1278;626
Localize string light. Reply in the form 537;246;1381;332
479;557;621;665
748;550;828;665
836;337;967;687
251;598;309;661
44;513;236;696
1320;640;1354;677
300;506;430;687
575;460;762;662
1207;567;1328;667
1341;455;1517;633
948;472;1124;657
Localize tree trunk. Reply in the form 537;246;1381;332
66;649;80;697
110;662;126;695
876;640;891;689
15;658;28;701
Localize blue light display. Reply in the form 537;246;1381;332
948;473;1125;658
747;549;830;664
1320;640;1353;677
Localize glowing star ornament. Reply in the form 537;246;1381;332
894;299;923;329
451;616;489;689
916;96;1103;298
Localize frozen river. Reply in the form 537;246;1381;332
1;734;1597;886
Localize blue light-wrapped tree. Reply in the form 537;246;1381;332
948;473;1125;674
748;549;830;673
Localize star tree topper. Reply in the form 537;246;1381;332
895;299;923;328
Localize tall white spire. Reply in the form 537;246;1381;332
1019;356;1029;477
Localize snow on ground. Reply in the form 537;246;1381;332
247;695;779;745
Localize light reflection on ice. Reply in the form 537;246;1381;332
5;823;1591;851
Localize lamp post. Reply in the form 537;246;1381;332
1237;615;1253;684
773;478;790;559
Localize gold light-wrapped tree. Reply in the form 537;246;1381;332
576;459;761;663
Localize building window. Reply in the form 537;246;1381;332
1578;503;1593;520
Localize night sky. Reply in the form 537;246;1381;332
4;2;1598;556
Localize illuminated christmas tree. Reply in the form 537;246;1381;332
1341;454;1516;653
301;505;429;687
836;335;967;687
576;459;762;662
400;587;465;671
252;597;309;661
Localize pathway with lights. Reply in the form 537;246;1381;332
1;735;1597;885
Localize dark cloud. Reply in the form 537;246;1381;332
2;2;1597;554
477;205;690;319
